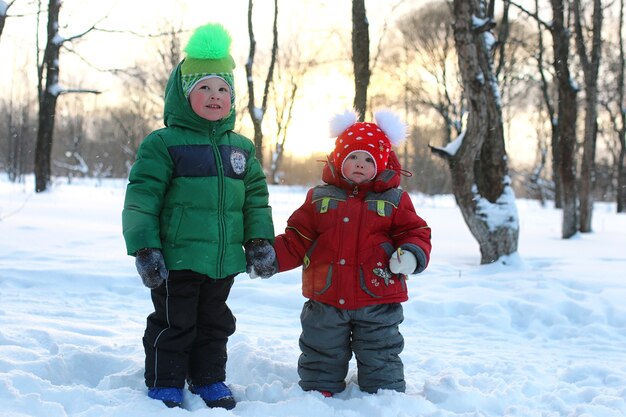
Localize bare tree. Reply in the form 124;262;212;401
352;0;370;120
527;125;552;205
119;25;184;169
598;0;626;212
34;0;63;192
34;0;102;192
268;82;296;185
550;0;580;238
2;95;35;182
533;0;562;208
1;0;35;182
574;0;604;232
495;10;560;204
396;2;464;145
432;0;519;264
268;36;318;185
53;96;89;182
508;0;581;235
127;23;185;110
392;2;539;196
616;0;626;212
245;0;279;168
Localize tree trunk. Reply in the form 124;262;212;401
550;0;579;238
245;0;278;168
442;0;519;264
245;0;262;165
352;0;370;120
532;0;562;208
619;145;626;212
269;79;297;185
616;0;626;213
34;0;61;193
574;0;603;232
550;123;562;208
578;114;598;230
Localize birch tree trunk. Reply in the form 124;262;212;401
436;0;519;264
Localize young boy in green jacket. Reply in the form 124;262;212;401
122;23;275;409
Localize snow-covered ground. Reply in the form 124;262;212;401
1;177;625;417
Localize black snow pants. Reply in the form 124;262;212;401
143;270;236;388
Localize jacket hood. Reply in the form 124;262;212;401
321;153;402;194
163;62;235;134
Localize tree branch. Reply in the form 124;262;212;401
506;0;552;30
59;89;102;95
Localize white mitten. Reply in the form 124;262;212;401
389;248;417;275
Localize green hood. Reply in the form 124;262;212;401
163;62;236;134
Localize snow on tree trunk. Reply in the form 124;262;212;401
440;0;519;264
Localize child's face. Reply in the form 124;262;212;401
342;151;377;184
189;77;232;121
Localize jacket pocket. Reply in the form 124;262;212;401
302;262;334;296
359;243;406;299
302;240;334;296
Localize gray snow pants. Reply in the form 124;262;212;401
298;300;405;394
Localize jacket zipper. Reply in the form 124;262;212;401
211;126;226;276
352;185;365;303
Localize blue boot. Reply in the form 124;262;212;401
148;387;183;408
189;382;236;410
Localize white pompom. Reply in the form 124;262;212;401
374;110;406;146
329;110;358;137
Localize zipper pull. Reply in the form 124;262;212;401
352;185;359;196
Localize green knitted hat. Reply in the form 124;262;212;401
181;23;236;100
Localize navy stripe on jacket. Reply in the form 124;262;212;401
168;144;249;179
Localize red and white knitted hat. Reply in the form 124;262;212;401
330;109;407;178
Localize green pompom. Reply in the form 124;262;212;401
184;23;232;60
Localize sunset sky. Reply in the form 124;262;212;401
1;0;542;162
1;0;424;157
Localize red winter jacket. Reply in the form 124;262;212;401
274;158;431;310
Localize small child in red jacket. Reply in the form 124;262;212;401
261;109;432;396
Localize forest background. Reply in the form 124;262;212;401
0;0;625;228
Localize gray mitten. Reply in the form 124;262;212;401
245;239;277;279
135;248;169;289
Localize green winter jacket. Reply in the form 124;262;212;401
122;62;274;279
